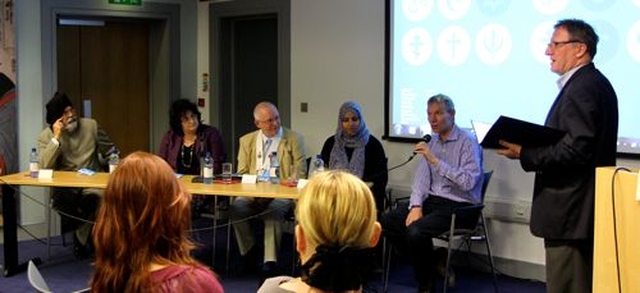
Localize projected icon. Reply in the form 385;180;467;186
438;0;472;20
627;21;640;62
437;25;471;66
475;24;512;65
402;27;433;66
402;0;434;22
532;0;569;15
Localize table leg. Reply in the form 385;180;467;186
2;184;41;277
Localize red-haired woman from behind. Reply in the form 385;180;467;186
91;151;223;292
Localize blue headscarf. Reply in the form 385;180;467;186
329;101;370;178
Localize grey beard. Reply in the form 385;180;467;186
65;120;78;133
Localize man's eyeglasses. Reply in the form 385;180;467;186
547;40;582;49
257;116;280;125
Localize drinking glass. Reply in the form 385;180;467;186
222;162;233;183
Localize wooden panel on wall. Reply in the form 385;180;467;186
80;21;149;156
57;21;150;156
593;167;640;293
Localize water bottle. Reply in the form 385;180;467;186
202;151;214;184
108;153;120;173
309;154;325;178
269;151;280;184
29;147;39;178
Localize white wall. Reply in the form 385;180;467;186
15;0;45;225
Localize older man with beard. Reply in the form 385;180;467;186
38;92;116;259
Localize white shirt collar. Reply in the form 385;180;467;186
557;63;587;90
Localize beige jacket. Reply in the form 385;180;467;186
237;127;307;179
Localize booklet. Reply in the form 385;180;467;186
474;116;565;149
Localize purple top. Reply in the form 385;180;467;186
409;125;483;206
149;264;224;293
159;125;226;174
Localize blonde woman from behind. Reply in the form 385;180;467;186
258;170;381;293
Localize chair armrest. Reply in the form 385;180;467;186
451;204;484;215
393;196;410;205
391;196;410;210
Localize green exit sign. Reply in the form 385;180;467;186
108;0;142;5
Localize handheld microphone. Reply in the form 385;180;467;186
421;134;432;144
367;134;433;180
409;134;432;160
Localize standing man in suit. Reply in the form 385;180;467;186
231;101;306;277
498;19;618;293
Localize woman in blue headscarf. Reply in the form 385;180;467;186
320;101;388;212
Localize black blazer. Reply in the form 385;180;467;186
520;63;618;240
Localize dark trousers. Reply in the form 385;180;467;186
380;196;479;289
51;187;100;239
544;239;593;293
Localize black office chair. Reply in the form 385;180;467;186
384;171;498;293
435;170;498;293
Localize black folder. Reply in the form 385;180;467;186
479;116;565;149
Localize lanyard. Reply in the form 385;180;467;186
262;138;273;166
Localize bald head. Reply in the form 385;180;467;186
253;101;281;137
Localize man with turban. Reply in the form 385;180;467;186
38;92;116;258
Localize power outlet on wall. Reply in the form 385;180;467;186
515;204;526;217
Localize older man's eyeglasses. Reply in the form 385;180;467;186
547;40;582;49
257;116;280;125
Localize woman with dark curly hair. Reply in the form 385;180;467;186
159;99;226;175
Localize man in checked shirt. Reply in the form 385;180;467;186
381;94;484;293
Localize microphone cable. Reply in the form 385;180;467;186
611;166;630;293
363;134;432;182
387;154;417;174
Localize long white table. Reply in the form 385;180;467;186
0;171;300;277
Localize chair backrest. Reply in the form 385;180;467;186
28;260;53;293
0;154;6;175
305;156;312;178
480;170;493;203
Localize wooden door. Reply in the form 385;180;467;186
57;21;149;156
